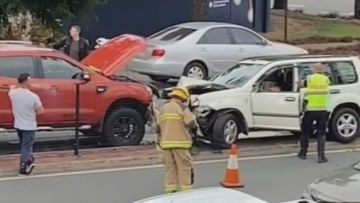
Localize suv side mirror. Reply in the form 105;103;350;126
81;72;91;81
252;83;260;92
262;39;268;46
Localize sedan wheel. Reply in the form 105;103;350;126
184;62;207;79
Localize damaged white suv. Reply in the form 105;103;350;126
171;55;360;147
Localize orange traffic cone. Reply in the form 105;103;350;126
220;144;244;188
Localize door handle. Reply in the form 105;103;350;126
330;89;340;94
285;97;296;102
43;85;58;91
0;84;9;89
200;47;207;52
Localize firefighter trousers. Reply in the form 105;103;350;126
162;148;193;193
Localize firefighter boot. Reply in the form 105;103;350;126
317;135;328;163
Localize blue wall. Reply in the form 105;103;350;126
64;0;270;47
207;0;270;32
68;0;193;46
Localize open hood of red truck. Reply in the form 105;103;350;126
81;34;147;76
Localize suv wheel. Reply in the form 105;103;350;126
330;108;360;143
212;113;239;149
103;108;145;146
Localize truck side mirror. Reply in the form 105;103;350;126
81;72;91;81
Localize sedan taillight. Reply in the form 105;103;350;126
151;49;165;58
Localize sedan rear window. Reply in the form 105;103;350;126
149;27;196;41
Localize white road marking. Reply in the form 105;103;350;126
0;148;358;182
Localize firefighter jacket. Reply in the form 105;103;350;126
156;99;196;149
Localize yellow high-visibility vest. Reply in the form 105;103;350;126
305;73;330;111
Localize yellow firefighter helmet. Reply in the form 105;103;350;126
168;87;190;101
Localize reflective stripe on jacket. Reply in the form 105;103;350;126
157;99;195;149
304;73;330;111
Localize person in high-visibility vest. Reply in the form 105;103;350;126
298;63;330;163
156;87;196;193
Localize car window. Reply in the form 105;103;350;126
229;28;263;45
211;63;265;87
259;66;294;92
198;28;232;44
149;27;196;41
41;57;81;80
148;26;178;39
332;61;358;84
298;61;357;85
0;56;35;78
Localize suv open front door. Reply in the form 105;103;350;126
250;65;301;131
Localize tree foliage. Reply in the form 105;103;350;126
0;0;108;26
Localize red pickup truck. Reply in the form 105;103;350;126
0;35;154;146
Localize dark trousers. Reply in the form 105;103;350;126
300;111;328;158
16;129;35;169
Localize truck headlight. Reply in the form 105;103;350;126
146;86;153;97
194;106;212;117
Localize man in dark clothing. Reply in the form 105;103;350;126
54;25;90;61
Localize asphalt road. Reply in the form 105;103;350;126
0;150;358;203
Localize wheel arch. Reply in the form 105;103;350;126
329;102;360;142
99;98;148;132
331;102;360;119
214;108;249;135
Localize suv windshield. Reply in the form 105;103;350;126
210;63;265;87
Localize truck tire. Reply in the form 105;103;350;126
212;113;239;149
103;108;145;146
330;108;360;143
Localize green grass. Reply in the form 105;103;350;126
315;20;360;38
263;11;360;43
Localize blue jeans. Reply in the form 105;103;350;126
16;129;35;169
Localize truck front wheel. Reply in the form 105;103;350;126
103;108;145;146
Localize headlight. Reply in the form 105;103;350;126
146;86;153;97
191;96;200;107
194;106;212;117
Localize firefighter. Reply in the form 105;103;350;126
298;63;330;163
155;87;196;193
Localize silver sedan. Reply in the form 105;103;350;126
128;22;308;81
